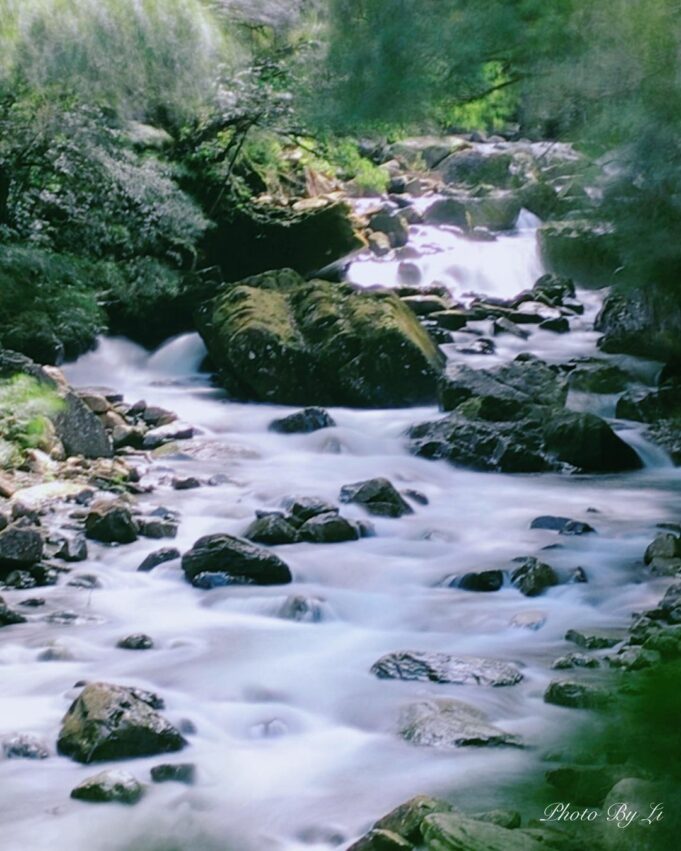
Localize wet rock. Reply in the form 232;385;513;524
0;525;43;573
141;406;177;427
369;210;409;248
347;829;411;850
570;567;589;583
0;596;27;627
3;570;36;590
566;628;625;650
453;570;504;592
172;476;201;490
606;646;660;670
142;423;194;450
245;514;299;546
430;309;470;332
269;407;336;434
471;810;521;830
57;682;185;763
137;547;180;572
55;534;88;562
278;595;326;622
85;501;138;545
510;611;547;631
531;516;595;535
368;231;392;256
539;316;570;333
396;262;422;286
182;534;292;586
299;512;360;544
544;679;612;709
596;286;681;364
37;644;74;661
150;762;196;785
137;517;178;539
493;316;530;340
67;574;102;590
280;496;339;525
403;489;428;506
18;597;45;608
539;220;620;287
71;770;144;805
340;478;413;518
399;698;521;749
453;337;496;356
645;532;681;565
370;795;453;845
2;733;49;759
567;360;630;394
371;651;523;686
511;557;559;597
0;350;112;459
552;653;600;670
195;269;444;407
117;634;154;650
439;360;567;416
422;812;545;851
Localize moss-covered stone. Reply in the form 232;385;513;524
196;269;444;406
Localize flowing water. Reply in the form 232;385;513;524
2;216;680;851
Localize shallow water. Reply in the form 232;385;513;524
1;219;679;851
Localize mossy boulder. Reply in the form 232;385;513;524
196;269;444;406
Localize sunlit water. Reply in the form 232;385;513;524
1;216;679;851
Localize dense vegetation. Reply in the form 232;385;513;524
0;0;679;360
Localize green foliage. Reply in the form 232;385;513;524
306;137;389;195
0;0;234;124
436;63;519;133
0;245;105;361
0;373;63;468
0;94;209;264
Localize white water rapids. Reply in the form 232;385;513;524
1;217;680;851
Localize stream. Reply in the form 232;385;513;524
1;214;680;851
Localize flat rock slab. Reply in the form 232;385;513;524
371;651;523;686
422;812;546;851
399;699;521;748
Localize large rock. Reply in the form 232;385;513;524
399;698;521;748
596;287;681;365
409;357;642;474
298;512;360;544
437;149;513;188
421;812;545;851
340;477;413;518
206;200;364;283
544;679;612;710
371;651;523;686
195;269;444;407
57;683;185;763
0;349;112;459
182;533;292;586
244;514;299;545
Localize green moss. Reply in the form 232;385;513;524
0;373;64;468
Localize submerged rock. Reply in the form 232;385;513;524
544;679;612;709
452;570;504;592
269;407;336;434
182;534;292;586
117;634;154;650
150;762;196;785
371;651;523;686
137;547;181;572
399;698;521;748
195;269;444;407
71;770;144;805
57;682;185;763
2;733;49;759
0;596;27;627
530;516;595;535
340;478;413;518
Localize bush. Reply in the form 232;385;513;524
0;245;105;362
0;373;63;468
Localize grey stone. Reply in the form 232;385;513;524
340;478;413;518
371;651;523;686
71;770;144;804
399;699;521;749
